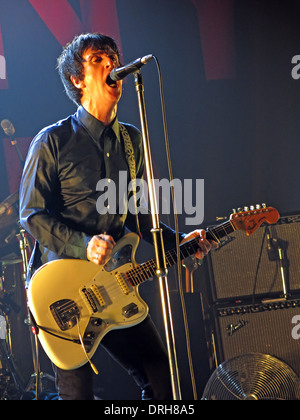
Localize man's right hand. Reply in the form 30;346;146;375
87;234;115;265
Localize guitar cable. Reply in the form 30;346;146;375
153;56;198;400
30;311;99;374
76;316;99;375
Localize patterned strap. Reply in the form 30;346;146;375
119;124;141;238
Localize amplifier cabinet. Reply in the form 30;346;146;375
211;299;300;375
207;213;300;301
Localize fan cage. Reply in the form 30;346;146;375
202;353;300;400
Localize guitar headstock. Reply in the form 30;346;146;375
230;204;280;236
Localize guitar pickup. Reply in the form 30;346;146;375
122;302;138;319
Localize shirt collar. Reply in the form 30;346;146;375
76;105;121;143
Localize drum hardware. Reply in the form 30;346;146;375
16;227;29;283
1;125;55;397
0;256;25;399
0;189;55;399
0;291;21;315
16;225;55;398
0;297;25;399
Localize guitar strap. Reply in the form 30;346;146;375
119;123;142;238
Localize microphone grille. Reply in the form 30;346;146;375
1;119;15;136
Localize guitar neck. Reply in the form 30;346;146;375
126;219;235;287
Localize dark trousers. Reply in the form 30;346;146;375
53;316;173;400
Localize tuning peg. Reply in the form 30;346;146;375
216;216;228;221
256;204;261;209
232;209;237;214
237;208;243;212
262;203;267;208
244;206;249;211
250;205;255;210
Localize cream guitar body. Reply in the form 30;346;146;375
27;233;148;370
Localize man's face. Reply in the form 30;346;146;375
80;46;122;108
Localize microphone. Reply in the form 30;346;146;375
1;119;15;136
1;119;25;168
108;54;153;82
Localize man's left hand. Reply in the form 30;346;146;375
180;229;218;261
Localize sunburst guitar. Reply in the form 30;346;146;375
27;205;280;370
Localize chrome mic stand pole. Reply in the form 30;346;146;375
133;71;182;400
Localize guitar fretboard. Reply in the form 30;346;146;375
125;219;235;287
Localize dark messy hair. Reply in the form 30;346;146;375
57;33;120;106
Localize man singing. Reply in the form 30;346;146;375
19;33;215;400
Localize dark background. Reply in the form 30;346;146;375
0;0;300;400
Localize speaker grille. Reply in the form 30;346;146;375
215;302;300;375
208;214;300;301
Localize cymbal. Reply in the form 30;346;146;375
0;191;20;261
1;258;22;266
0;191;19;231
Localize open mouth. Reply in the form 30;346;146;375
106;75;117;88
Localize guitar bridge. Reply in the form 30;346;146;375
50;299;80;331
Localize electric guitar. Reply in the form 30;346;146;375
27;205;279;370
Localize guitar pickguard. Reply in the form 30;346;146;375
104;244;133;272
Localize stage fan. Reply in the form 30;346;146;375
202;353;300;400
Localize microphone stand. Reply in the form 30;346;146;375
10;137;25;169
133;71;182;400
263;227;289;304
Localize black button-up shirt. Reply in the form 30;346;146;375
19;106;179;280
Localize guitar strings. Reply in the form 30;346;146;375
53;225;232;315
63;227;232;310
